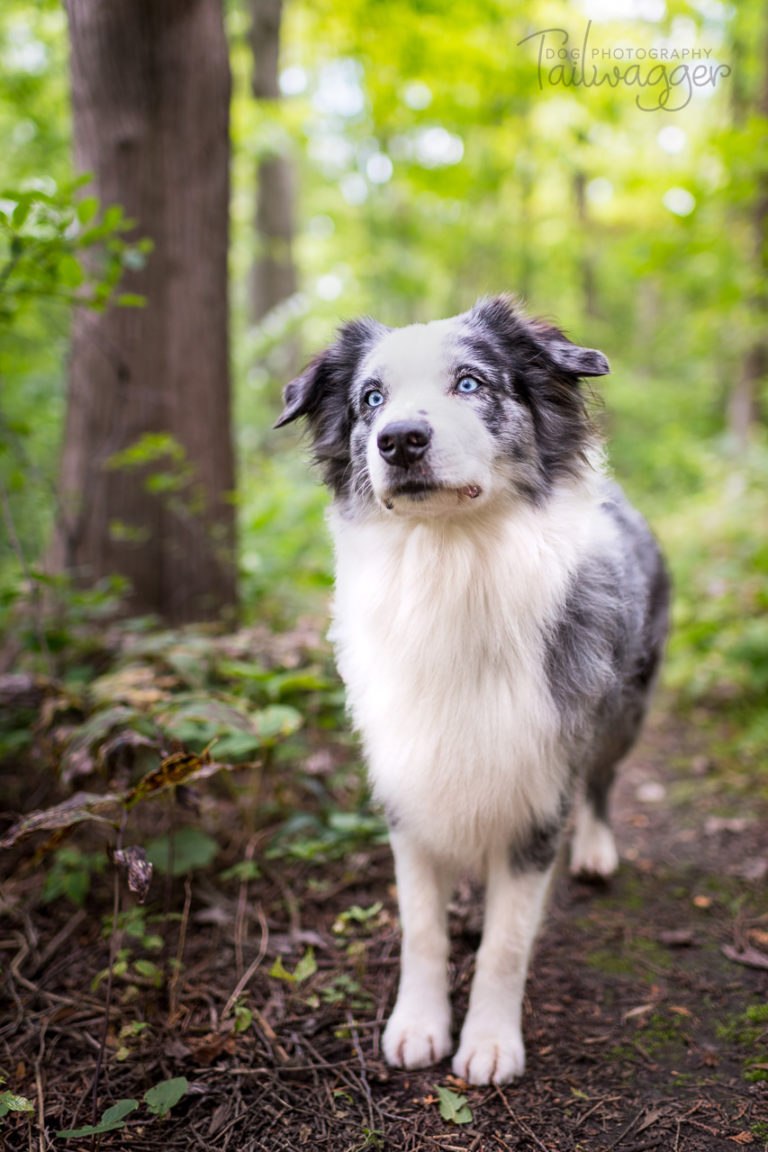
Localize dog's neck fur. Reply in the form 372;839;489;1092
328;473;615;870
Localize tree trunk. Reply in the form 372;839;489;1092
573;168;598;322
249;0;298;329
54;0;237;624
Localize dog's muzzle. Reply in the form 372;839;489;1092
377;420;432;469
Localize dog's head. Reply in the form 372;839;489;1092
275;295;609;516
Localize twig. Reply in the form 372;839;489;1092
222;903;269;1021
346;1009;376;1133
493;1086;553;1152
168;875;193;1021
34;1018;47;1152
90;812;126;1143
32;908;87;976
609;1108;644;1149
235;833;261;979
572;1094;622;1131
264;863;302;937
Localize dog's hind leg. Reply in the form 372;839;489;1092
382;832;454;1070
453;849;555;1085
569;756;620;879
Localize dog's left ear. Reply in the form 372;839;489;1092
530;322;610;379
470;296;610;380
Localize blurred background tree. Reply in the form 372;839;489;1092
0;0;766;741
52;0;236;624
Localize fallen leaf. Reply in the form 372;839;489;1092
0;791;122;849
659;929;696;948
624;1003;655;1022
435;1084;473;1125
113;845;153;903
722;944;768;971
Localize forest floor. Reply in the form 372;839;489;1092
1;633;767;1152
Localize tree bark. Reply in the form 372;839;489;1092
55;0;237;623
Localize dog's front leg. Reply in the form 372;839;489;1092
382;831;453;1069
453;851;554;1085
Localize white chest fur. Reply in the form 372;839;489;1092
329;485;608;869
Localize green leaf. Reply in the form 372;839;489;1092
436;1085;473;1125
220;859;261;883
234;1002;253;1033
269;948;317;984
268;955;294;982
57;1098;139;1138
116;293;146;308
212;729;264;762
145;828;219;877
76;196;99;225
252;704;303;743
143;1077;188;1117
0;1090;35;1118
293;947;317;983
11;199;32;229
56;252;85;289
133;958;163;984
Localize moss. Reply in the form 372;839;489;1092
637;1010;690;1058
585;948;637;978
585;935;673;980
717;1003;768;1084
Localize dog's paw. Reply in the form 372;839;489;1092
570;808;619;880
452;1026;525;1085
382;1002;452;1070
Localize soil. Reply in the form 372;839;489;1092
1;702;767;1151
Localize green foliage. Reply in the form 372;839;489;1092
42;845;106;906
143;1077;189;1117
57;1098;139;1139
0;177;149;647
332;901;384;935
0;181;149;321
0;1082;34;1121
267;808;388;863
655;441;768;748
56;1078;188;1139
145;828;219;877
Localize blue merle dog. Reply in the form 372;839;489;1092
276;294;670;1084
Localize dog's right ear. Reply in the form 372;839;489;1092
274;317;388;431
274;358;328;429
274;318;387;496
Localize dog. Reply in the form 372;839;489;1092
275;294;669;1085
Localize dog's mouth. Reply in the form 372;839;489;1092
382;482;482;510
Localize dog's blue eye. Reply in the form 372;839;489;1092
365;389;385;409
456;376;480;394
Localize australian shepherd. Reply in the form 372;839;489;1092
276;294;669;1085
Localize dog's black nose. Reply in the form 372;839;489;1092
377;420;432;468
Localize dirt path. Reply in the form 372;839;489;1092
1;704;766;1151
